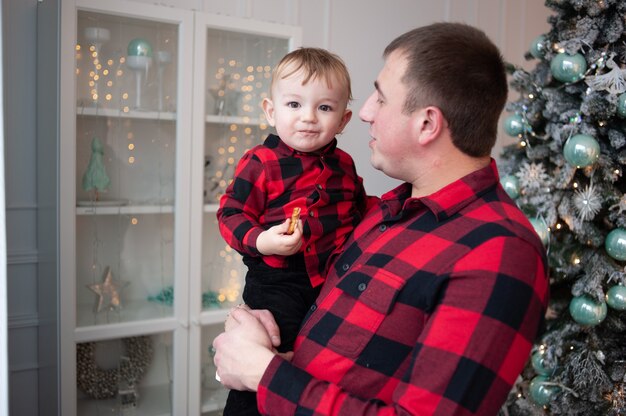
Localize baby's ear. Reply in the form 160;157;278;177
262;98;276;126
337;108;352;134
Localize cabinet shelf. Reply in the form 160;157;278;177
204;114;265;125
76;107;265;126
76;204;175;215
198;308;229;326
75;204;225;215
77;106;177;121
75;300;180;341
75;304;230;343
78;383;173;416
203;203;219;213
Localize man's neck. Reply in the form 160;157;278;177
410;153;491;199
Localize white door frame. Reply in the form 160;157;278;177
0;2;10;415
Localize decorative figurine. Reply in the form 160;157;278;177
82;136;110;201
126;38;153;109
87;267;129;313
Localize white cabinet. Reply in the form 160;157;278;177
60;1;300;414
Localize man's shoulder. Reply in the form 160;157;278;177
460;186;546;255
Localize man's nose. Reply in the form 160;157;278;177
359;93;375;122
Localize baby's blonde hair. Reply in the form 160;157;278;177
271;47;353;102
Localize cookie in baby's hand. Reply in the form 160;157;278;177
286;207;301;235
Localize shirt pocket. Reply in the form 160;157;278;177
308;265;406;359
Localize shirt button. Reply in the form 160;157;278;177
306;246;311;253
379;224;387;232
342;263;350;271
358;283;367;292
309;211;315;217
316;184;323;190
310;304;317;311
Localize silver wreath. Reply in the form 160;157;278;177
77;336;153;399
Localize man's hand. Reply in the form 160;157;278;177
224;305;282;348
256;218;303;256
213;307;278;391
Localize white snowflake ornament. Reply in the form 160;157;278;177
516;162;551;192
585;54;626;95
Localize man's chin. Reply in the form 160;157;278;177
370;157;383;172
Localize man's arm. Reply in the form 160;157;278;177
252;237;547;415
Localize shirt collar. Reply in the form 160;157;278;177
264;133;338;156
381;159;500;221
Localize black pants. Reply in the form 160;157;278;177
223;256;321;416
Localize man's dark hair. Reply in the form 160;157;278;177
384;22;507;157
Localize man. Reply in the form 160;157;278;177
213;22;549;415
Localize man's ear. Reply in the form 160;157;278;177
262;98;276;126
414;106;445;145
336;109;353;134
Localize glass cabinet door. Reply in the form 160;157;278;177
62;1;194;414
189;15;300;415
75;10;181;327
200;30;291;308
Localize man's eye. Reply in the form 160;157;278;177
287;102;300;108
319;105;332;112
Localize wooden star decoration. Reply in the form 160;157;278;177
87;267;129;313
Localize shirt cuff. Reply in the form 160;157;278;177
243;227;263;255
257;355;312;415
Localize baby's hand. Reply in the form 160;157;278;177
256;217;303;256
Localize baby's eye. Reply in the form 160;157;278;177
319;104;332;112
287;101;300;109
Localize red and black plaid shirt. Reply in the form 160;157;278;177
257;160;549;415
217;134;369;287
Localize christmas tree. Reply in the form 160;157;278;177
498;1;626;414
82;136;110;201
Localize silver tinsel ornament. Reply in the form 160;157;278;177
573;181;602;221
